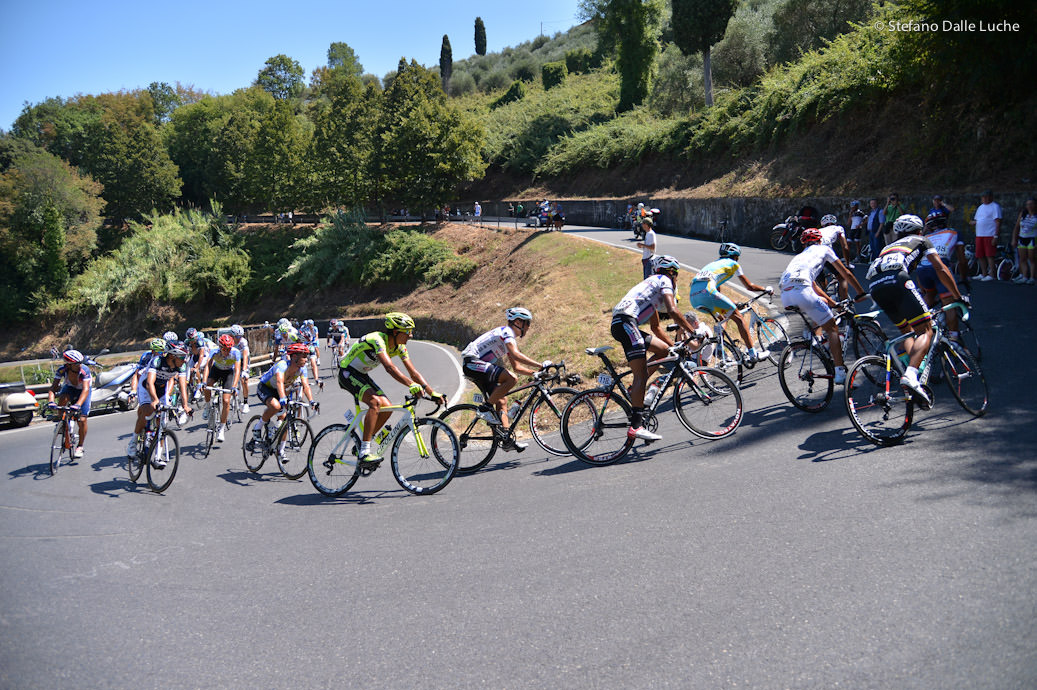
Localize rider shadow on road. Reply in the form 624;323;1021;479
797;426;893;463
8;461;59;481
217;468;297;487
275;488;404;506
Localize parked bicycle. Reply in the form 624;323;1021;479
242;388;317;479
127;404;180;492
307;395;460;497
560;343;743;466
844;302;988;446
47;404;80;475
995;243;1020;282
439;361;585;474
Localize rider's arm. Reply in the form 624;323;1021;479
928;254;964;301
179;373;190;414
662;295;698;344
832;260;866;297
648;313;674;349
505;341;540;376
76;377;91;407
737;275;769;293
145;369;159;403
274;370;287;402
812;281;838;308
231;356;241;390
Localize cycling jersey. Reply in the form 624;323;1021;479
188;339;215;370
919;228;962;266
780;245;839;287
461;326;517;365
137;355;186;405
691;258;743;287
258;359;308;391
53;364;92;390
299;325;319;345
612;274;676;325
866;235;938;280
339;331;408;373
820;226;845;248
205;345;242;371
135;352;152;370
234;336;250;356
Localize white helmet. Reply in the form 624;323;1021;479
893;214;924;236
820;214;838;227
230;324;244;337
505;307;532;323
163;331;178;342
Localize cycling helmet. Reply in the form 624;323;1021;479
230;324;244;337
277;322;292;334
820;214;838;227
193;336;206;347
185;327;198;340
637;202;645;208
505;307;532;323
163;331;178;342
218;334;235;348
149;338;166;353
800;228;823;246
62;349;84;364
385;312;415;331
286;342;309;356
893;214;924;237
925;211;948;230
277;318;291;330
165;340;189;358
305;319;314;326
653;255;681;273
283;327;301;343
850;200;861;207
718;242;741;259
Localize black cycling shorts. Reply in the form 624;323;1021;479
207;367;235;390
869;270;931;329
337;367;384;401
611;315;652;361
462;357;505;397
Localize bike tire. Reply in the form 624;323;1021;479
769;229;789;251
275;418;314;480
146;430;179;493
439;404;498;473
528;386;587;457
754;318;789;366
844;355;913;446
778;341;835;412
307;424;361;497
851;318;888;361
390;418;459;495
242;415;268;473
203;406;217;458
49;424;66;475
718;333;746;383
996;258;1016;282
957;321;982;362
939;341;988;417
673;367;743;439
127;437;144;483
560;389;635;466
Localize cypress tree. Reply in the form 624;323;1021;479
475;17;487;56
440;35;453;90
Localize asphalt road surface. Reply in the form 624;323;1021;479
1;232;1034;689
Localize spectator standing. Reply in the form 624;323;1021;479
969;190;1002;281
867;198;886;259
928;194;955;221
474;201;482;220
847;200;865;261
1011;197;1037;284
883;193;907;246
516;202;524;218
636;216;657;279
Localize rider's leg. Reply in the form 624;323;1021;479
487;369;517;425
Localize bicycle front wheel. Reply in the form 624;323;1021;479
529;387;587;456
391;418;459;495
49;424;66;475
275;418;314;479
754;317;789;366
146;430;180;493
958;322;982;362
769;229;789;251
439;404;498;473
851;318;888;361
845;356;913;446
560;389;634;466
996;258;1015;282
673;367;743;439
307;424;360;497
778;342;835;413
939;341;988;417
242;415;268;473
203;408;217;458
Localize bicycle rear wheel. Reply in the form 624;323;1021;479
307;424;361;496
754;318;789;366
778;341;835;412
673;367;743;439
529;387;588;456
715;333;745;383
439;404;498;473
390;418;459;495
146;430;180;493
561;389;634;466
939;341;988;416
242;416;268;473
275;418;314;479
996;258;1016;282
845;355;913;446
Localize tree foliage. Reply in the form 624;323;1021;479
440;35;453;90
255;54;305;100
475;17;487;56
580;0;664;111
671;0;737;106
542;61;568;90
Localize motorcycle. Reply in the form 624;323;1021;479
0;382;37;427
769;215;806;253
632;208;661;240
85;350;138;413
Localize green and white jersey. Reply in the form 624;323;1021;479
338;331;408;373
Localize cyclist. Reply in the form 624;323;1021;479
847;200;866;261
818;213;856;299
201;334;242;443
612;255;702;441
300;319;320;367
460;307;548;452
337;312;445;468
327;318;350;359
251;342;316;444
186;334;214;402
780;228;868;385
46;350;92;460
129;338;167;393
866;214;964;404
230;324;251;414
127;340;191;462
688;243;774;363
917;212;970;340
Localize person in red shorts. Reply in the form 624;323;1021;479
969;190;1002;281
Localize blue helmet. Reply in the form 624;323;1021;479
718;242;741;259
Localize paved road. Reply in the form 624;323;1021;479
1;233;1034;689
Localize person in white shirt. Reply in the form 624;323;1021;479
969;190;1002;281
636;216;657;279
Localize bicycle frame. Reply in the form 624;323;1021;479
472;361;579;427
330;397;430;467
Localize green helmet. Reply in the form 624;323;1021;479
384;312;415;331
149;338;166;353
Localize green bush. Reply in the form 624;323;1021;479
541;61;567;90
481;71;511;92
490;81;527;110
510;57;538;82
564;48;593;74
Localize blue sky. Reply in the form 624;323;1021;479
1;0;581;131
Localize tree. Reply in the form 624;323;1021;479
147;81;181;124
475;17;487;56
671;0;738;107
308;70;379;209
769;0;871;66
255;54;305;100
327;42;364;78
579;0;664;111
246;99;309;213
440;36;453;90
39;205;69;293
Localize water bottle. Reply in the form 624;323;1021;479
507;401;521;422
644;381;661;406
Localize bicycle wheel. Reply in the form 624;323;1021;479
146;430;180;493
439;404;498;473
996;258;1015;282
939;341;988;417
560;389;635;466
127;435;144;483
232;395;243;424
754;318;789;366
957;321;982;362
242;415;268;473
778;342;835;412
275;418;314;479
307;424;361;496
49;424;66;475
529;387;587;456
715;334;745;383
769;229;789;251
851;318;888;361
202;403;217;457
390;418;459;495
673;367;743;439
845;355;913;446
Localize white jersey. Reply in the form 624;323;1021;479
612;274;675;325
780;244;839;288
919;228;962;267
820;225;845;248
461;326;517;364
234;336;249;356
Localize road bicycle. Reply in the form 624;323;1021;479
777;299;887;413
932;299;981;362
128;404;180;492
242;389;318;479
995;243;1020;282
201;385;238;457
47;405;80;475
560;342;742;466
844;302;988;446
438;361;585;474
307;395;460;497
697;291;789;383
